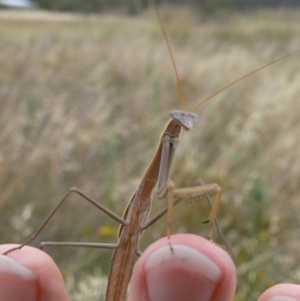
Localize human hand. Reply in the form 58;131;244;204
1;234;299;301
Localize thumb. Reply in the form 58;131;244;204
128;234;236;301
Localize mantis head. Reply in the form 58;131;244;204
170;110;198;131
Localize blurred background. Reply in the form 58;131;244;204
0;0;300;300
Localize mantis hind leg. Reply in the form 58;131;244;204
3;187;126;256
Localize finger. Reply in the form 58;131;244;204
128;234;236;301
0;245;70;301
258;283;300;301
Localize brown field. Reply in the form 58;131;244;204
0;5;300;300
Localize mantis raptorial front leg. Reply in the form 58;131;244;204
155;110;222;241
159;180;222;242
173;183;222;239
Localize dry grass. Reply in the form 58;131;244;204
0;5;300;301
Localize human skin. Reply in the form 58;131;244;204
1;234;300;301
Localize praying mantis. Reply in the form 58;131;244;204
2;2;300;301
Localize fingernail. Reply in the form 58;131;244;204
267;297;300;301
0;255;37;301
0;255;35;280
145;245;222;301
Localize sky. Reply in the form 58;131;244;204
0;0;35;8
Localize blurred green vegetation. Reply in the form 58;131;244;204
0;5;300;301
